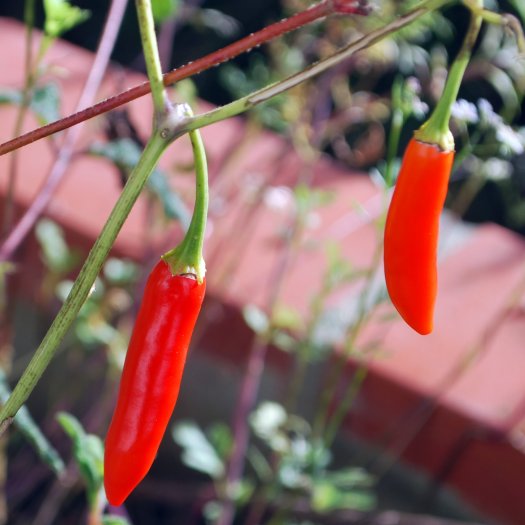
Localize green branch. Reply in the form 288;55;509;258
163;119;209;283
136;0;168;117
416;0;483;149
180;0;453;134
0;132;170;430
0;0;180;430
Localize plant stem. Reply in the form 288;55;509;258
0;0;368;157
216;216;304;525
181;1;446;134
323;363;368;447
415;1;483;150
384;76;405;187
135;0;167;115
2;0;37;236
0;131;169;432
0;0;129;263
163;126;208;282
312;240;383;442
462;0;525;52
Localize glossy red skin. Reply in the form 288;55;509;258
384;138;454;335
104;260;205;505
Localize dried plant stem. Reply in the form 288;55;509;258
0;0;129;262
0;0;364;157
2;0;38;236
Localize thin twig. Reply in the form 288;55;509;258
216;210;305;525
0;0;129;262
0;0;368;157
2;0;37;237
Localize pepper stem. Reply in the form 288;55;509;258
415;0;483;151
163;122;208;283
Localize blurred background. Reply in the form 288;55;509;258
0;1;524;524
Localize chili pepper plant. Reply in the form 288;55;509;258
0;0;524;524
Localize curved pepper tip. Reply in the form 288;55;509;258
104;482;130;507
387;287;434;336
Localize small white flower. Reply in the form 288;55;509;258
496;125;525;155
483;158;513;180
263;186;295;212
452;99;478;124
406;76;422;96
478;98;502;127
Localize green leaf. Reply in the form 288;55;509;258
90;138;141;167
203;501;223;523
294;185;334;216
0;84;61;125
0;371;64;475
175;79;198;107
270;330;297;353
508;0;525;24
57;412;104;506
102;516;131;525
151;0;181;24
487;67;520;120
43;0;90;38
35;218;78;274
0;88;23;106
172;421;225;478
247;445;273;481
103;258;139;285
242;304;269;335
324;467;374;489
31;83;61;125
312;482;376;512
324;242;356;289
89;139;190;226
207;422;233;460
148;169;191;227
271;304;302;331
196;9;240;38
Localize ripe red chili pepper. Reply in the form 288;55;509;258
104;123;209;505
104;260;205;505
382;6;482;334
383;138;454;335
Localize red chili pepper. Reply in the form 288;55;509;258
104;260;205;505
382;6;481;334
383;138;454;335
104;123;209;505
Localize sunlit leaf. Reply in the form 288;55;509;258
44;0;90;38
103;258;139;285
195;8;240;38
312;482;376;512
172;421;225;478
0;88;22;106
35;218;78;274
57;412;103;506
89;139;190;226
102;516;131;525
207;422;233;460
242;304;269;335
0;371;64;475
31;83;61;125
151;0;181;23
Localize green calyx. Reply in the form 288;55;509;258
414;120;455;151
415;1;483;151
163;125;208;284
